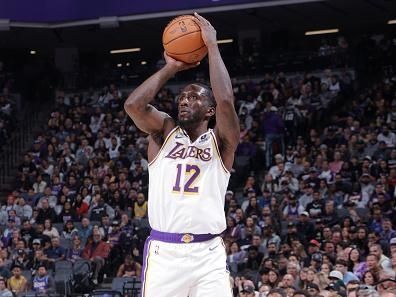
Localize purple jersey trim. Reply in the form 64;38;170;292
141;236;152;297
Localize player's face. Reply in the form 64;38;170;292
177;84;212;128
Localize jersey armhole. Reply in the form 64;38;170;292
148;126;179;167
210;130;230;175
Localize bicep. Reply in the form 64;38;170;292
124;103;174;135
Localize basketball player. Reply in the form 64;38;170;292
124;13;239;297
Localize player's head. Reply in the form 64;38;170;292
177;83;215;129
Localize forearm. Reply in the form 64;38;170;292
207;45;233;102
125;64;177;111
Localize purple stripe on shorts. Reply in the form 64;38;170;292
141;236;152;297
150;229;219;243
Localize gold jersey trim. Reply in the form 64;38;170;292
209;130;230;175
148;126;179;167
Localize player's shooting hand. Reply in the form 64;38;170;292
193;12;217;48
164;51;199;73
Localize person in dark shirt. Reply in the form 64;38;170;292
243;245;264;271
304;168;321;189
57;200;77;223
296;212;315;242
322;200;339;227
89;195;108;222
36;199;57;225
20;220;37;246
17;154;37;180
44;237;65;266
305;190;324;218
11;249;29;270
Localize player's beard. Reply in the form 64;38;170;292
178;112;202;130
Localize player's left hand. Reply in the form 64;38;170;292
164;51;199;72
194;12;217;48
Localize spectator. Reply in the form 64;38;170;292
72;194;89;218
14;197;32;221
45;237;65;264
116;254;141;278
7;265;28;294
296;212;315;242
36;199;57;225
78;218;93;242
0;278;13;297
65;235;83;262
335;259;359;285
261;104;285;168
306;283;320;297
42;219;59;239
11;249;29;270
377;126;396;148
82;231;110;284
32;174;47;194
31;265;55;295
369;244;392;272
348;248;366;280
57;200;77;223
89;194;112;222
133;192;148;219
238;279;257;297
61;220;78;240
0;258;10;279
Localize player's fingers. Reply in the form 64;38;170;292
193;12;204;25
187;61;200;69
194;12;210;26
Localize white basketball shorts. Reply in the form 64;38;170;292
141;236;232;297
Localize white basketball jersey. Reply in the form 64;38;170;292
148;126;230;234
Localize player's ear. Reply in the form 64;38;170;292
207;106;215;117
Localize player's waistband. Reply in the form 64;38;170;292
150;229;220;244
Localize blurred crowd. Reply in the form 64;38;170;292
0;33;395;297
0;88;15;152
225;70;396;297
0;61;17;152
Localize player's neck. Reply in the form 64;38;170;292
180;122;208;142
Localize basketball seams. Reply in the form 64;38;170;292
166;44;207;55
163;14;207;63
162;16;200;45
163;29;201;46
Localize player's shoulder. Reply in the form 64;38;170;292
149;118;177;146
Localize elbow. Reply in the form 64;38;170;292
124;97;136;111
124;97;143;114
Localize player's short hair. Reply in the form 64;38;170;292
191;82;216;108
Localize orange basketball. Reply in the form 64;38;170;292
163;15;208;64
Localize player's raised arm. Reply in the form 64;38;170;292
194;13;240;170
124;53;197;136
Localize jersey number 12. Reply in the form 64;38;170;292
173;164;200;194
